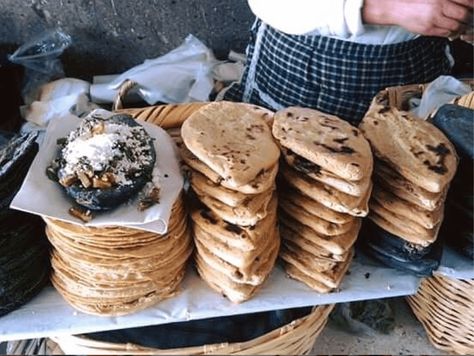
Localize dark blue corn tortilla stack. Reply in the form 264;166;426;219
431;100;474;259
0;131;50;317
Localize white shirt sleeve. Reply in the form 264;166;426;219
247;0;365;37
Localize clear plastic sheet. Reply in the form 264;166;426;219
9;30;72;105
410;75;471;119
91;35;218;105
0;253;421;342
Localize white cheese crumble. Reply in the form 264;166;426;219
60;117;154;186
62;134;118;173
141;166;163;195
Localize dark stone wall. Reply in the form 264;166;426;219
0;0;254;79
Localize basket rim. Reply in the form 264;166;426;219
53;304;334;355
407;274;474;355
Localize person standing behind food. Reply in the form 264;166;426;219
224;0;473;125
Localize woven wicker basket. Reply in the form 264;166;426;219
53;304;333;355
406;274;474;355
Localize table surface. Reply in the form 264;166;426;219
0;252;421;342
436;246;474;279
1;246;471;342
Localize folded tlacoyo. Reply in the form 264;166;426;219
272;107;373;293
181;102;280;191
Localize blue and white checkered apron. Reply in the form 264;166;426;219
224;20;452;125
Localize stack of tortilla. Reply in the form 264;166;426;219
431;95;474;259
180;102;281;303
272;107;373;293
44;195;192;316
359;96;458;275
0;131;50;317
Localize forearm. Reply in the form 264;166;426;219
362;0;473;37
247;0;365;37
361;0;394;26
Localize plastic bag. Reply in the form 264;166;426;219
410;75;471;119
6;338;60;355
330;300;395;336
94;35;218;105
9;29;72;105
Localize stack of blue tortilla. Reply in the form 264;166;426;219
0;131;50;317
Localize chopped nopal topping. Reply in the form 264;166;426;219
58;116;154;187
138;178;161;211
138;187;161;211
68;206;93;222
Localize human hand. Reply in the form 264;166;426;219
363;0;473;38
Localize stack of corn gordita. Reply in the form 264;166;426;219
359;91;458;275
272;107;373;293
180;102;281;303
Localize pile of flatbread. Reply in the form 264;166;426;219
0;132;50;317
44;195;192;316
437;93;474;259
272;107;373;293
359;93;458;275
181;102;281;303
